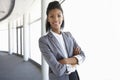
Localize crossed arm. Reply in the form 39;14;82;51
58;47;81;65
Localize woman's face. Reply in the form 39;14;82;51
47;8;64;31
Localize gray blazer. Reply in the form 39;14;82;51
39;32;85;80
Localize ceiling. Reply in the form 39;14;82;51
0;0;35;22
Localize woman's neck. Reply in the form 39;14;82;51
52;29;61;34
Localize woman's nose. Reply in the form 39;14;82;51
54;16;58;21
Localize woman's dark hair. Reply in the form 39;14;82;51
46;1;64;32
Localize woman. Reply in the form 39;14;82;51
39;1;85;80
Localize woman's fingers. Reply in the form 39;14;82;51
73;47;81;55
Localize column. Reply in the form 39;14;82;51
41;0;49;80
23;13;30;61
8;22;13;55
12;21;17;53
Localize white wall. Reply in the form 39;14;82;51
63;0;120;80
0;21;8;51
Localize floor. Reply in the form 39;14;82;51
0;51;42;80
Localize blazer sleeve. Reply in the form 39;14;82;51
67;32;86;63
38;37;67;77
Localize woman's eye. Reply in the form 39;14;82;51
50;16;54;18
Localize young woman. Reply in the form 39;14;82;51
39;1;85;80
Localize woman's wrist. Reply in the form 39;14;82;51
59;57;78;65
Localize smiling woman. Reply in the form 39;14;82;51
0;0;15;21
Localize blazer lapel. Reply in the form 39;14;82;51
62;32;70;57
48;32;65;57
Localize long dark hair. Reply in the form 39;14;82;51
46;1;65;32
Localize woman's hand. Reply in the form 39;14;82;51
73;47;81;55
